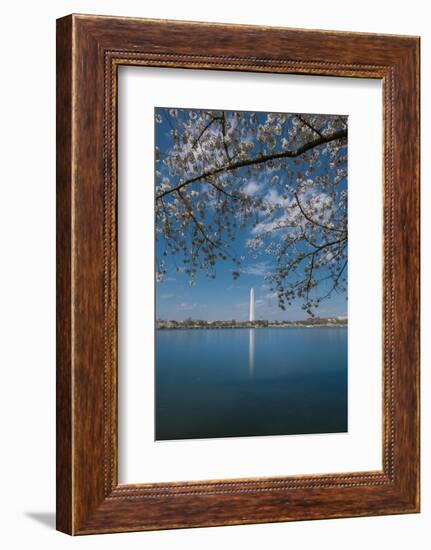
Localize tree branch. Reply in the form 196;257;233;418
306;251;317;299
321;259;348;299
157;128;347;200
206;180;241;200
176;190;218;249
295;115;323;138
192;115;222;149
221;111;232;161
294;191;346;234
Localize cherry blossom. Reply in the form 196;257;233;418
155;108;347;315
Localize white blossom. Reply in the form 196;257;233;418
155;108;347;314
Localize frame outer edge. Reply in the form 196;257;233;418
56;14;74;535
56;14;421;535
392;38;420;511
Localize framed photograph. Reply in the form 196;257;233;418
56;14;420;535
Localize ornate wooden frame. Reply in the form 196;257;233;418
56;14;420;534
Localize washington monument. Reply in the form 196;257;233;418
249;288;255;322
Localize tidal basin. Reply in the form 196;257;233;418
155;327;347;441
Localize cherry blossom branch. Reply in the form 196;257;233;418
295;114;323;138
156;128;347;200
192;115;222;149
294;191;346;234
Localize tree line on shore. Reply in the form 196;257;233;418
156;317;347;329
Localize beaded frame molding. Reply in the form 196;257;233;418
56;14;420;535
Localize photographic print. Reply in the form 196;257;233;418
155;107;348;441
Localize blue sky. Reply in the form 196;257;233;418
155;108;347;321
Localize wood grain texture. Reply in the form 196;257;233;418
56;16;73;535
56;14;420;535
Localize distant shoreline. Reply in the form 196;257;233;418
156;318;347;330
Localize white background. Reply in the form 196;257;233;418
118;68;382;483
0;1;428;548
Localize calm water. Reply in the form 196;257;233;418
155;327;347;440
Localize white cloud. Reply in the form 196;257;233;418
159;293;174;300
176;302;197;311
243;180;259;196
251;204;299;236
250;219;279;235
264;188;292;207
250;187;337;239
240;261;271;276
